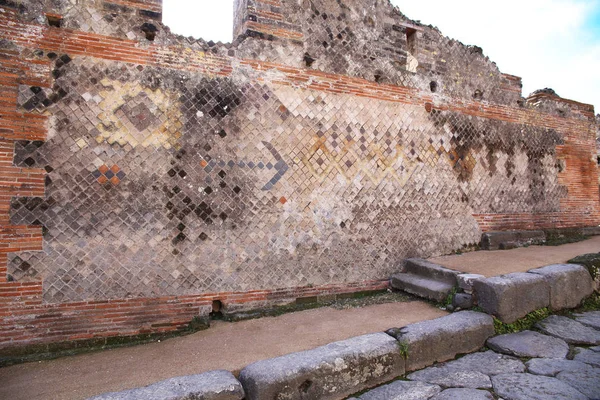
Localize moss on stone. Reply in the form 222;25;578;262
568;253;600;280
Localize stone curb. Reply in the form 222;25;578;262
238;332;404;400
473;264;594;323
473;272;549;323
480;227;600;250
387;311;495;371
86;370;244;400
529;264;594;310
88;312;501;400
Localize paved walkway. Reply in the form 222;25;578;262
0;300;446;400
429;236;600;277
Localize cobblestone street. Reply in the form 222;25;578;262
352;311;600;399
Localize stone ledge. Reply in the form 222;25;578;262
528;264;594;310
238;333;404;400
87;370;244;400
473;264;595;322
473;272;550;323
480;226;599;250
387;311;495;371
481;230;545;250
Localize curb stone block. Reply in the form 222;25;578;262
238;333;404;400
457;274;485;293
481;230;545;250
87;370;245;400
528;264;594;310
387;311;494;372
472;272;550;323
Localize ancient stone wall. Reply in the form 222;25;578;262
0;0;598;351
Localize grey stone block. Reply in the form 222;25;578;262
387;311;494;371
492;373;588;400
473;273;550;323
481;230;545;250
443;350;525;376
390;273;455;303
481;231;518;250
535;315;600;345
358;380;441;400
486;331;569;359
453;293;474;309
528;264;594;310
457;274;485;293
526;358;593;376
238;333;404;400
431;388;494;400
403;259;459;285
557;368;600;399
574;347;600;367
407;365;492;389
87;370;245;400
574;311;600;330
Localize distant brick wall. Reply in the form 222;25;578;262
0;0;598;352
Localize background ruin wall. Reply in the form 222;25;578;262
0;0;598;351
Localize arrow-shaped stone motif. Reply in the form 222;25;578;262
202;141;289;191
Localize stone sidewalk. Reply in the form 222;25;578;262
430;235;600;277
351;311;600;400
0;300;446;400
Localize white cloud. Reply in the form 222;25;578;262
392;0;600;111
162;0;233;43
162;0;600;112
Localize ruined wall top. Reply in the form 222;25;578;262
11;0;597;116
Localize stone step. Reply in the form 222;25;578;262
391;273;455;303
404;258;459;285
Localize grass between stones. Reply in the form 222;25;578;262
493;308;551;335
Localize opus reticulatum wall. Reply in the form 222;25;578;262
0;0;598;352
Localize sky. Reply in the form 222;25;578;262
163;0;600;113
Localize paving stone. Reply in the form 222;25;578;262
486;330;569;359
407;366;492;389
443;351;525;376
535;315;600;345
574;347;600;367
574;311;600;330
557;368;600;399
358;380;442;400
473;273;550;323
430;388;494;400
238;333;404;400
87;370;245;400
526;358;593;376
491;373;588;400
528;264;594;310
387;312;494;371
